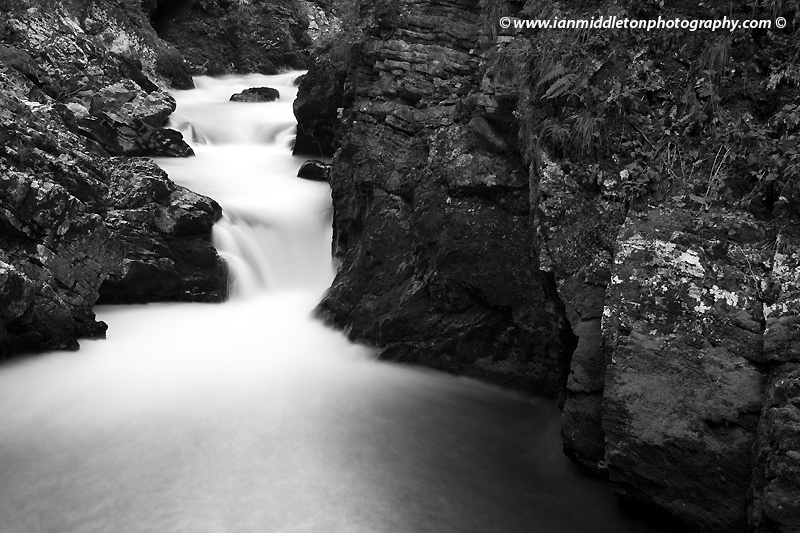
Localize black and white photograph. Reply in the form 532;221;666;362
0;0;797;531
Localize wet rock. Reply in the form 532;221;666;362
297;159;330;181
99;158;226;304
0;0;225;356
602;207;769;532
90;80;176;127
78;112;193;157
229;87;280;103
150;0;310;76
292;52;348;156
315;0;564;396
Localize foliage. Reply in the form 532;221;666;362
508;0;800;213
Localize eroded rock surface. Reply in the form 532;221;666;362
229;87;280;103
602;208;768;532
749;224;800;533
148;0;310;76
315;0;565;395
0;0;227;356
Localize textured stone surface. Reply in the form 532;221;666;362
315;0;565;396
292;53;348;156
229;87;280;103
149;0;310;76
602;207;769;533
0;0;227;357
749;224;800;533
297;159;330;181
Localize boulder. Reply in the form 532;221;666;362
297;159;330;181
229;87;280;103
602;207;768;532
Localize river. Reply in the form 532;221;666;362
0;73;687;533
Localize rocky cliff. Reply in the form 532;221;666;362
0;0;231;356
146;0;310;76
300;0;800;531
313;0;570;396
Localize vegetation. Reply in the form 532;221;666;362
491;0;800;214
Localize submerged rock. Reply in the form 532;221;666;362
297;159;330;181
229;87;280;103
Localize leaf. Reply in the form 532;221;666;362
689;194;708;204
544;73;578;99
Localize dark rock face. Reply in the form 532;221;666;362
98;158;227;303
535;156;625;473
297;159;330;181
315;0;565;396
0;0;227;357
229;87;280;103
149;0;310;76
602;208;768;532
292;53;348;156
303;0;800;530
1;0;193;90
749;225;800;533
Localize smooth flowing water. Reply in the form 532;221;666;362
0;74;685;533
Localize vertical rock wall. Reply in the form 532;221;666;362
302;0;800;530
316;0;567;395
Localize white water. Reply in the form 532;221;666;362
0;74;684;533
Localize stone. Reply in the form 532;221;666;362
0;1;225;357
297;159;330;181
149;0;310;76
314;0;564;397
749;363;800;533
229;87;280;103
602;207;769;532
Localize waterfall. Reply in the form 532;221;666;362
0;74;684;533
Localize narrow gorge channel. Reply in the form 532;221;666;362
0;74;683;533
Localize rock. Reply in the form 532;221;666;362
77;112;193;157
314;0;565;396
292;51;348;156
602;207;768;532
2;0;192;90
150;0;310;76
749;363;800;533
749;224;800;533
0;0;226;357
297;159;330;181
99;158;226;304
90;80;176;127
229;87;280;103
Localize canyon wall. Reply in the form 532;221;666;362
314;0;570;396
301;0;800;531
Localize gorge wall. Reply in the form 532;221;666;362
300;0;800;531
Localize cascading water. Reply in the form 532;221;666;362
0;74;686;533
